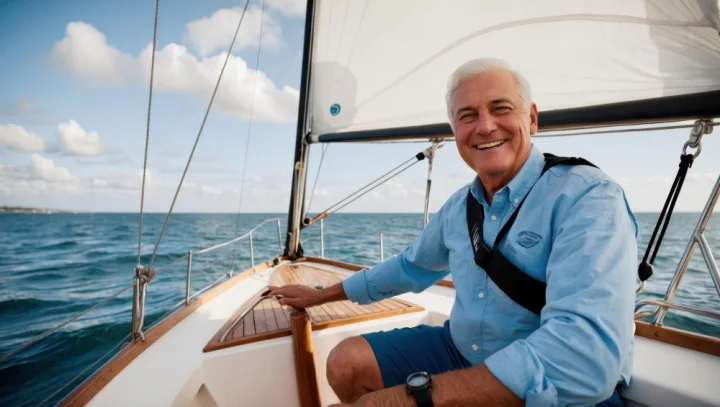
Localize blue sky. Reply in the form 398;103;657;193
0;0;718;213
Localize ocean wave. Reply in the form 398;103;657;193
37;240;79;251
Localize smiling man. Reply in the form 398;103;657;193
269;58;638;407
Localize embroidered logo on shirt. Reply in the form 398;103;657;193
516;231;542;248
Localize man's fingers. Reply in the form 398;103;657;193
268;284;307;297
278;297;302;308
267;286;290;296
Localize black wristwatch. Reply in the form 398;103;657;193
406;371;433;407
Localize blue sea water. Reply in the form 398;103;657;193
0;212;719;406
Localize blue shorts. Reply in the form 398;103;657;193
362;320;624;407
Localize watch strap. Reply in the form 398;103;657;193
410;387;433;407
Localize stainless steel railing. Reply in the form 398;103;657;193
635;175;720;325
301;218;417;262
183;218;283;305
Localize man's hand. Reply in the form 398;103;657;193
267;282;348;309
267;285;326;308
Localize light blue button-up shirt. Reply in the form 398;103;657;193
342;145;638;407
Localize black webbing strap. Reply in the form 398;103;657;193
467;153;597;315
637;154;694;282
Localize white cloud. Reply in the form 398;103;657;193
50;22;135;85
57;120;103;155
0;96;58;125
92;178;109;188
31;154;75;182
51;22;299;122
202;185;222;195
266;0;306;17
0;124;47;152
91;168;158;191
312;188;329;197
185;6;282;57
0;95;43;116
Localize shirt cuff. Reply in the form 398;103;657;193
341;269;371;304
484;340;558;407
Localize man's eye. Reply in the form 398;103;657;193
495;106;511;113
459;113;476;122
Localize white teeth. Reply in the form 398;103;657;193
474;140;505;150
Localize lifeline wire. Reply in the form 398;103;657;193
137;0;161;267
148;0;252;268
232;0;266;272
320;154;423;217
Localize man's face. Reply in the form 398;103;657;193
449;70;538;181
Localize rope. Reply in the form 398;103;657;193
638;154;694;282
306;143;330;213
37;333;131;406
0;283;134;365
148;0;252;268
137;0;161;267
232;0;266;272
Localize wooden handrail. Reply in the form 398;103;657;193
290;308;322;407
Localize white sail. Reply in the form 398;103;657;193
309;0;720;136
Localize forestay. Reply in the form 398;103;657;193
308;0;720;137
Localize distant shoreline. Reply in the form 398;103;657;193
0;206;73;214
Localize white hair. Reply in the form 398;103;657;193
445;58;533;126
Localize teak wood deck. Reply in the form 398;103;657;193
204;264;425;352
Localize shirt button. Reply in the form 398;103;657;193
472;344;478;351
514;199;519;204
490;215;497;221
478;291;485;299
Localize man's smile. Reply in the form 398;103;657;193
473;139;507;151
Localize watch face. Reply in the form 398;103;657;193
407;372;429;389
408;375;428;387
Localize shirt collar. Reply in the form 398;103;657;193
470;144;545;208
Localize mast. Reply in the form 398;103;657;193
284;0;316;258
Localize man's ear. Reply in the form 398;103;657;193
528;102;538;135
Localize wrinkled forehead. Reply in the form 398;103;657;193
450;70;522;110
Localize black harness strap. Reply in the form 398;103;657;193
467;153;597;315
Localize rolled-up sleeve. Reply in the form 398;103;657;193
484;180;638;407
342;200;453;304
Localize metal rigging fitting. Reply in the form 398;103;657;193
131;265;157;341
682;119;713;159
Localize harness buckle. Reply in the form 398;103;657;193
474;243;493;269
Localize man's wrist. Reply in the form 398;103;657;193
319;283;348;304
356;384;415;407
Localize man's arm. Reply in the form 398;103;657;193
334;363;522;407
270;196;456;307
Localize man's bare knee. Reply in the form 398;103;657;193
326;336;383;402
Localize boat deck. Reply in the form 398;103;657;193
203;264;424;352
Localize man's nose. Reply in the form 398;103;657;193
474;112;497;136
